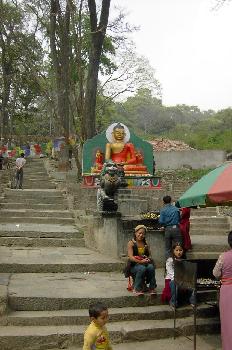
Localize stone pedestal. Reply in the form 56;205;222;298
85;212;123;259
146;230;165;267
83;212;165;267
100;212;123;259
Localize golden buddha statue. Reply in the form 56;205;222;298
105;123;148;174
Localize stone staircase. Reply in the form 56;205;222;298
168;181;230;260
188;207;230;260
0;159;220;350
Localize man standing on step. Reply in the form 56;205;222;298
15;152;26;189
159;195;183;258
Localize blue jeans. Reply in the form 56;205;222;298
170;280;196;306
131;263;157;291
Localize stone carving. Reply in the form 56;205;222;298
97;162;127;212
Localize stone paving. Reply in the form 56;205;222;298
8;269;163;301
0;158;223;349
0;246;123;270
47;335;222;350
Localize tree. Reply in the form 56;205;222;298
99;47;162;104
49;0;71;139
213;0;229;10
0;0;44;139
84;0;111;139
119;88;165;136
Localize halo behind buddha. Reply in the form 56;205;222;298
106;122;130;143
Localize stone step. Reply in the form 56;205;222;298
190;223;229;230
0;247;123;273
23;170;48;173
22;180;53;186
23;161;47;165
190;227;229;236
0;223;80;238
0;236;85;248
22;183;56;189
4;189;65;198
25;168;47;171
5;304;217;326
24;165;47;168
191;207;217;211
191;235;228;252
0;317;220;350
0;209;73;218
1;196;66;204
23;166;47;170
8;271;217;311
186;251;222;260
190;219;229;229
0;231;78;239
0;223;78;235
0;217;75;224
0;203;68;210
24;161;46;165
190;223;230;235
23;180;54;184
23;171;48;176
190;209;218;216
190;216;228;223
22;175;50;179
38;334;222;350
21;175;50;180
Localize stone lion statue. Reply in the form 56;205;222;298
97;162;127;212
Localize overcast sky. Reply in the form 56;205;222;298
112;0;232;111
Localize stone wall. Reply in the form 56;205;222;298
83;213;166;267
0;168;12;193
155;150;226;170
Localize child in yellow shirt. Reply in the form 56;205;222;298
83;302;113;350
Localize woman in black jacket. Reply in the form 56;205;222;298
127;224;157;296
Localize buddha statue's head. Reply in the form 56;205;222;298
96;149;101;158
112;123;126;142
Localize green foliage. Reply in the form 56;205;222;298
0;0;45;137
96;95;118;133
165;108;232;151
1;0;231;154
98;87;231;152
118;88;164;135
156;168;215;183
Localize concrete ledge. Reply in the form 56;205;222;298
83;213;165;266
0;274;10;317
155;150;226;170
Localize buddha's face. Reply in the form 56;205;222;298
113;127;125;141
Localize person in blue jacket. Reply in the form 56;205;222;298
159;195;183;258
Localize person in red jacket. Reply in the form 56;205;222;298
179;207;192;251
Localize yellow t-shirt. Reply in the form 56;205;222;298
83;321;112;350
138;247;145;256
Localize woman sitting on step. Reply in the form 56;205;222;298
127;225;157;296
161;242;196;308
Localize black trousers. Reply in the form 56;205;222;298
15;169;23;189
165;226;183;258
